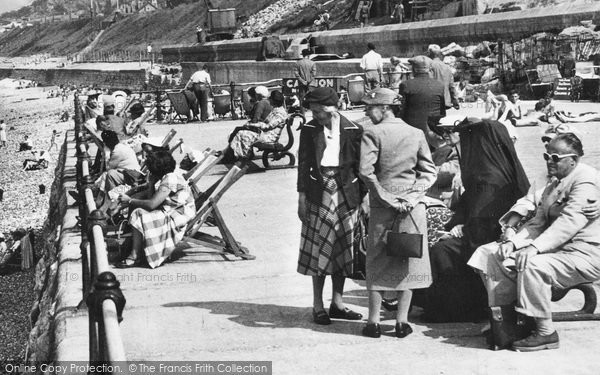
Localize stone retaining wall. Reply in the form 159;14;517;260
163;3;600;63
0;68;146;90
26;131;89;364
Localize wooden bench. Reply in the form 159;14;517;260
552;283;600;321
253;112;305;169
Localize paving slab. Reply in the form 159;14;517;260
108;101;600;374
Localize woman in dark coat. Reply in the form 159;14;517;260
297;87;367;325
421;116;530;322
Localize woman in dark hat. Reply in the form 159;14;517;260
422;115;530;323
359;88;436;338
297;87;366;325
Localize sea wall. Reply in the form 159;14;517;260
163;3;600;63
26;131;89;364
0;68;147;90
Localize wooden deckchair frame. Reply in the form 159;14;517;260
166;91;191;124
140;129;179;174
180;149;255;260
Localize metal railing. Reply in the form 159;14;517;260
73;93;127;370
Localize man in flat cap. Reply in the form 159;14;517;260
399;55;446;148
428;44;460;110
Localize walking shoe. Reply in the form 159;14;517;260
312;309;331;325
512;331;559;352
395;322;413;338
328;304;363;320
362;323;381;338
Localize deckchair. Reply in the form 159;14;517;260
82;121;107;176
180;149;254;260
166;91;191;124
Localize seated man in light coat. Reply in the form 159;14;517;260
468;133;600;352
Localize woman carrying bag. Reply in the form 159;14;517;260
359;88;437;338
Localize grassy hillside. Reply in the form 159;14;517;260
0;1;274;57
94;0;274;52
0;18;98;56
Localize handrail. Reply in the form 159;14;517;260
73;92;127;372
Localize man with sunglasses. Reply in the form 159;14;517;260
469;133;600;352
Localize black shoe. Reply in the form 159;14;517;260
512;331;559;352
329;304;362;320
312;309;331;325
362;323;381;338
382;298;399;312
395;322;413;338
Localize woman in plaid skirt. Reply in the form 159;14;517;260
297;87;367;325
117;151;195;268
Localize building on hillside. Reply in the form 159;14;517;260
137;0;159;12
118;3;136;14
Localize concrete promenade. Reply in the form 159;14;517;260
59;101;600;374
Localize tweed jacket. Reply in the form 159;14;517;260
359;117;437;209
511;163;600;253
430;57;458;108
399;74;446;134
297;115;366;208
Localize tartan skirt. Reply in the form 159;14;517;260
297;167;358;276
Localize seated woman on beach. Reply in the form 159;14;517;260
248;86;272;123
226;90;288;160
116;151;195;268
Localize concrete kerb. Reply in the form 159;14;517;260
53;131;89;363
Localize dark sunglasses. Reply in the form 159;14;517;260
543;152;577;162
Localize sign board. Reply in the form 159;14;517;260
282;78;299;96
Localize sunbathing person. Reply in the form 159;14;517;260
116;151;195;268
483;93;518;142
513;100;551;127
555;110;600;123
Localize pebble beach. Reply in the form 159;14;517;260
0;85;72;361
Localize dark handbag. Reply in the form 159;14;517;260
348;207;368;281
385;211;423;258
105;219;132;263
488;305;535;350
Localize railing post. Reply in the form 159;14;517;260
86;272;126;365
155;90;163;121
230;81;238;120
